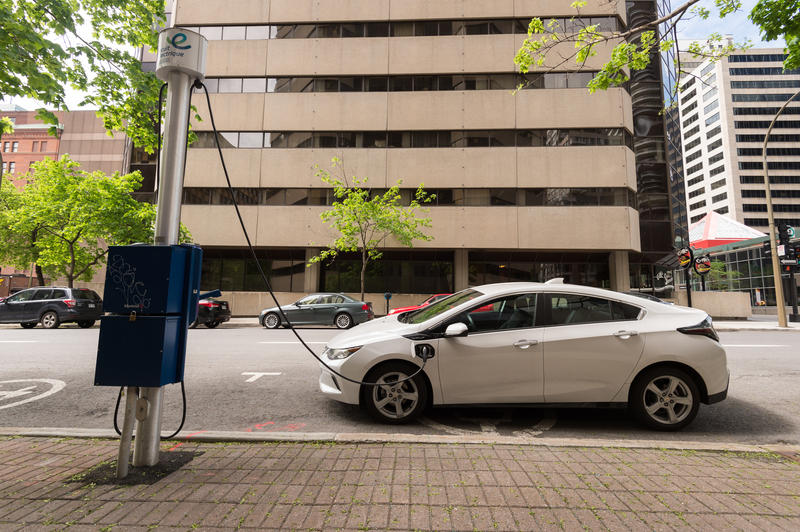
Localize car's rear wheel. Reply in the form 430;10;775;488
205;320;219;328
263;312;280;329
40;311;60;329
77;320;95;328
362;362;428;424
630;366;700;431
20;322;37;329
334;312;352;329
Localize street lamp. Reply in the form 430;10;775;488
762;87;800;328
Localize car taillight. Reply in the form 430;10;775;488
677;316;719;342
362;303;369;311
63;299;76;308
200;301;220;308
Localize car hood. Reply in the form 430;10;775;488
260;304;297;315
326;314;422;348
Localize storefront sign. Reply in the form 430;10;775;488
694;255;711;275
678;247;693;269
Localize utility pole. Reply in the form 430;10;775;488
132;28;207;467
762;87;800;328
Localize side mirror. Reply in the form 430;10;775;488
444;322;468;337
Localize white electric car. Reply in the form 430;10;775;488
319;281;729;431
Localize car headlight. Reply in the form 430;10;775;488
324;346;362;360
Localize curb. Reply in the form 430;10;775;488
2;427;797;455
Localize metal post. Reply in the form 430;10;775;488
132;27;206;467
117;386;138;478
762;87;800;327
686;270;692;307
132;72;193;468
789;269;799;322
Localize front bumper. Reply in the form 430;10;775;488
318;359;361;405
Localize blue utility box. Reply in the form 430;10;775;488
94;244;203;387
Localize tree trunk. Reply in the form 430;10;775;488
35;264;44;287
360;249;367;301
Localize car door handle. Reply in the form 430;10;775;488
613;330;639;339
513;340;538;349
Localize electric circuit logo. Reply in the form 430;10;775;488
169;32;191;50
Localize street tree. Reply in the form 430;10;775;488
3;155;191;287
309;158;435;301
0;0;176;153
514;0;798;94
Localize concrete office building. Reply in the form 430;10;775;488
677;48;800;229
172;0;679;311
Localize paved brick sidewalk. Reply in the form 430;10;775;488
0;436;798;531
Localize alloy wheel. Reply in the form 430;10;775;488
371;371;419;420
335;313;352;329
264;313;279;328
642;375;694;425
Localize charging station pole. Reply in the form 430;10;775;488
132;28;207;467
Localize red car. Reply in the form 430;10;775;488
388;293;452;315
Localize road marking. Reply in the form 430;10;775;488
242;372;282;382
0;379;66;410
420;409;557;438
258;341;327;345
722;344;790;348
0;341;38;343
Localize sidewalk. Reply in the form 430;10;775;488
1;435;798;530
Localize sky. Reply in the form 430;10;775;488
1;0;786;113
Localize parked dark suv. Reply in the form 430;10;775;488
0;287;103;329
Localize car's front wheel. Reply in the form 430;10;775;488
20;322;37;329
40;311;60;329
630;366;700;431
77;320;95;328
263;312;280;329
334;312;352;329
362;362;428;424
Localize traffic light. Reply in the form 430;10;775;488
778;223;791;245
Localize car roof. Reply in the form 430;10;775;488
469;282;667;310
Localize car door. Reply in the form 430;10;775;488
312;294;340;324
288;295;319;324
539;292;645;403
0;289;35;322
436;293;544;404
26;289;53;321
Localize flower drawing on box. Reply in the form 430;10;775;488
108;254;152;310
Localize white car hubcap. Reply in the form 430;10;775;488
336;314;351;328
372;372;418;419
42;314;56;327
265;314;278;328
643;376;693;425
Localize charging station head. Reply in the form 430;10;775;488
156;28;207;81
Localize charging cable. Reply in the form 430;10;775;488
197;80;428;387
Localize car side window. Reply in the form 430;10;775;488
7;290;34;302
298;295;318;305
331;295;345;304
51;289;67;299
539;293;641;326
448;293;537;333
32;289;53;300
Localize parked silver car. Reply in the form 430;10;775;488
260;293;374;329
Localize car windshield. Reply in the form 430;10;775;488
399;289;483;324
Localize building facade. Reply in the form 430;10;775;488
677;48;800;230
171;0;677;309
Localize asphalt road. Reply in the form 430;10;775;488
1;324;798;444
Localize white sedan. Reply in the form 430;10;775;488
319;280;729;431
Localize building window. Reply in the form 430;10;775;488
686;162;703;175
704;100;719;114
690;199;706;210
712;192;727;203
705;112;720;126
8;161;15;173
729;53;787;62
2;141;8;152
730;67;800;75
1;162;5;173
703;88;717;101
321;250;454;294
710;179;726;190
715;206;729;214
685;150;702;163
680;89;696;105
731;79;800;89
708;138;722;152
684;125;700;139
40;141;47;152
706;125;721;139
736;134;800;142
31;141;38;152
701;63;715;76
688;188;704;199
709;165;725;176
708;152;724;165
11;142;18;152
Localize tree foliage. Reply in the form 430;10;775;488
0;0;172;152
309;158;435;300
514;0;800;95
0;155;191;287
